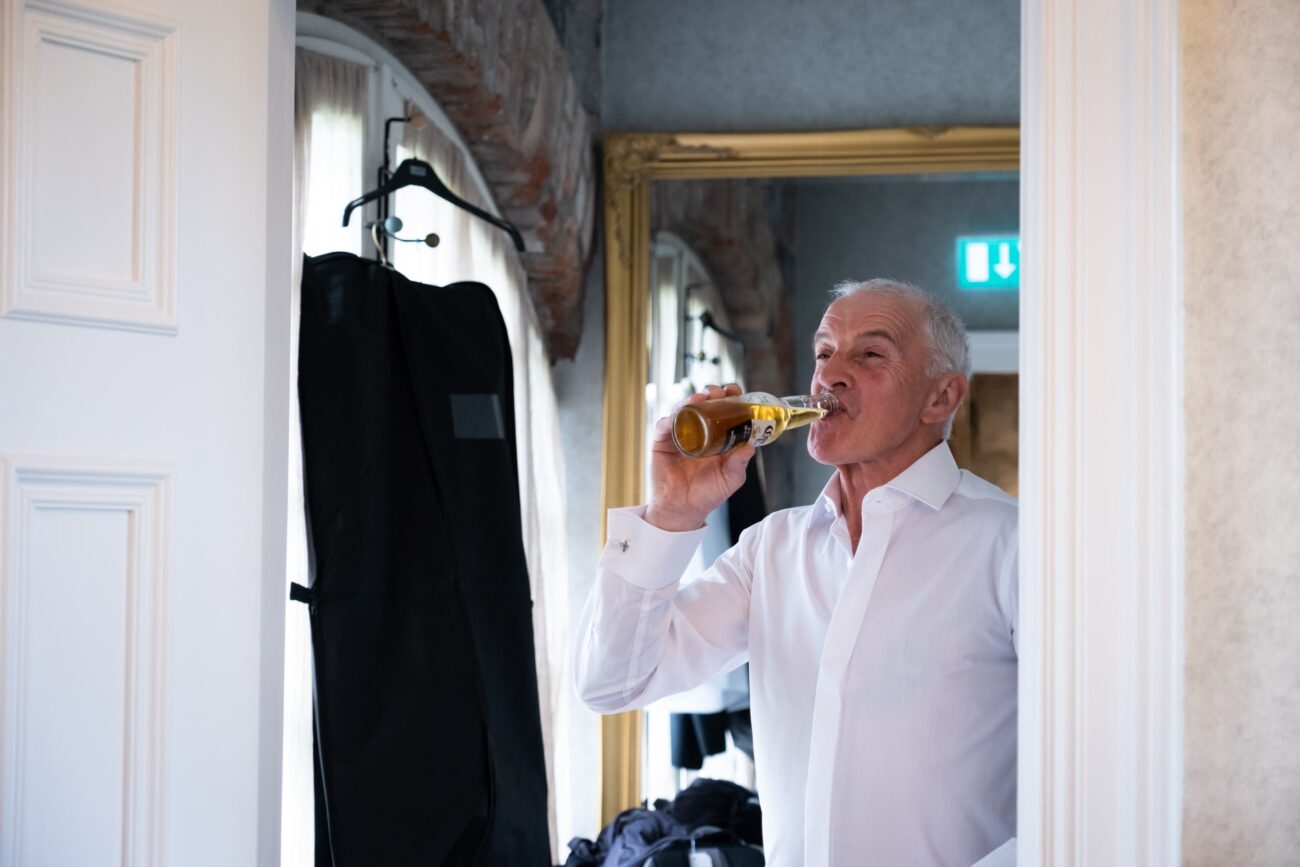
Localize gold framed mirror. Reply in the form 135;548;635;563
597;125;1020;823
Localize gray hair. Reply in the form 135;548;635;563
830;278;971;437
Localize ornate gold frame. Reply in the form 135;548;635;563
597;125;1019;824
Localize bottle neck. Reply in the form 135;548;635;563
781;392;840;413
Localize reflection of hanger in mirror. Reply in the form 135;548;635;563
684;280;747;354
684;307;748;382
699;310;745;348
684;284;744;342
342;158;525;253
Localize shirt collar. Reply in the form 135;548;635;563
885;441;962;510
817;441;962;517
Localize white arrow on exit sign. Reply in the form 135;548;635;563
994;242;1016;279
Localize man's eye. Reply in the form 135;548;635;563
815;351;830;361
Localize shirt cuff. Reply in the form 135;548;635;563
600;505;707;590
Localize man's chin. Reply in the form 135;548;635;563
806;438;840;466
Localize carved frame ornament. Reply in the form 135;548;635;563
597;125;1020;825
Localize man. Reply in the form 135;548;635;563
575;279;1018;867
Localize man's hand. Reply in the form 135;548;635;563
644;383;756;532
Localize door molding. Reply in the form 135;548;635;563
2;0;179;333
1019;0;1183;863
1;456;173;867
257;0;295;864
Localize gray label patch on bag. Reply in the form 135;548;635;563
450;393;505;440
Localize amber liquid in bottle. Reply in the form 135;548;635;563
671;392;838;458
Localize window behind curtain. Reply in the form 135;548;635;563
298;107;364;257
295;47;366;258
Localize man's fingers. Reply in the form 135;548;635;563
671;385;729;413
725;443;756;477
728;442;755;463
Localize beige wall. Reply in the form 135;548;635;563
1182;2;1300;863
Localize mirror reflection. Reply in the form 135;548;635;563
580;166;1020;865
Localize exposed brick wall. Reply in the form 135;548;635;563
301;0;597;359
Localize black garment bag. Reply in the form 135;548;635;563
296;252;550;866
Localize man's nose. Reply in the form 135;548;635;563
814;353;849;391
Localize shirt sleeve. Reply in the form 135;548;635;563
1000;525;1019;657
573;505;756;714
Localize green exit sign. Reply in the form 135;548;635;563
957;235;1020;289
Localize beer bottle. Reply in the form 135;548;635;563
671;392;840;458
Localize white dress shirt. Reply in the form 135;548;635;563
575;442;1018;867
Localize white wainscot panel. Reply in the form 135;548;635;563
2;0;178;333
1;457;172;867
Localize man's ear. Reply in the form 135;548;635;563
921;372;969;426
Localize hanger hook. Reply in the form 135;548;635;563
371;222;389;267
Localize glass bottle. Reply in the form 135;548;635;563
670;392;840;458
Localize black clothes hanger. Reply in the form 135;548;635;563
342;158;525;253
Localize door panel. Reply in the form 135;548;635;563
0;0;291;863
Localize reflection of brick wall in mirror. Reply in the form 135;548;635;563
949;374;1019;496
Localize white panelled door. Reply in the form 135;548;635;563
0;0;292;864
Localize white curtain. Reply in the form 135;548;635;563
284;47;368;867
393;108;571;856
295;49;367;258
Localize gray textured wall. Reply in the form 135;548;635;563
788;176;1019;505
1182;1;1300;862
541;0;603;121
603;0;1019;131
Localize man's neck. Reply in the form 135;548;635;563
834;436;944;552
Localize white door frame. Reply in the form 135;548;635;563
258;0;296;863
1019;0;1184;864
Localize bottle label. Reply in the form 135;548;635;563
724;420;776;450
747;418;777;447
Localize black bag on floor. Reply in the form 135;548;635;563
567;780;765;867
